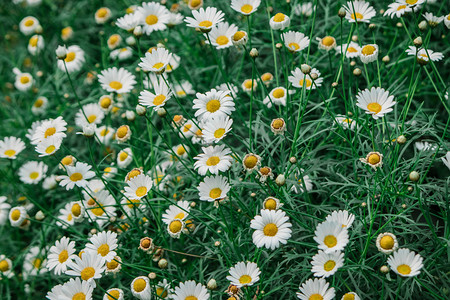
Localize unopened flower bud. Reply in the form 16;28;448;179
207;279;217;290
133;26;143;37
397;135;406;144
55;45;67;60
276;42;282;49
382;55;390;63
338;7;346;18
80;124;95;137
353;68;362;76
413;36;422;47
310;73;318;80
126;36;136;46
35;211;45;221
214;241;221;247
380;265;389;273
301;64;311;74
158;258;168;269
275;174;285;186
332;82;338;88
418;20;427;31
148;272;157;279
289;156;297;164
396;22;402;28
250;48;259;58
351;35;358;42
369;23;376;30
157;107;167;117
409;171;419;182
126;110;136;121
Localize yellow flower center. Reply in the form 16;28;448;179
97;244;110;256
209;187;222;199
351;12;364;20
367;102;381;113
100;97;111;108
206;156;220;166
20;76;30;84
133;278;147;292
299;79;312;88
97;8;108;18
198;20;213;28
106;259;119;270
128;169;141;179
153;62;165;70
61;156;73;165
0;260;9;272
33;258;42;269
309;294;323;300
239;274;252;284
169;220;182;233
397;5;407;11
109;81;123;90
397;264;411;275
4;149;16;157
206;99;221;112
263;223;278;236
288;42;300;50
272;119;284;129
185;297;198;300
45;127;56;138
11;209;21;221
72;292;86;300
34;98;44;107
190;0;201;8
342;293;355;300
361;45;376;56
347;47;357;53
322;36;335;46
70;172;83;182
368;153;381;165
244;155;258;169
264;199;277;210
216;35;229;46
175;212;185;219
45;145;56;154
214;128;226;138
406;0;417;4
24;19;34;27
153;94;166;106
146;15;158;25
323;260;336;271
177;145;186;156
324;235;337;248
109;35;120;45
116;126;128;138
65;52;76;62
273;13;285;22
107;290;120;300
156;287;168;298
29;36;39;47
272;88;285;98
29;172;39;179
62;27;72;38
241;4;253;14
71;203;81;217
233;31;245;41
80;266;95;281
380;235;395;249
58;250;69;263
135;186;148;197
119;151;128;161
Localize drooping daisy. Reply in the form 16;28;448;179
384;2;412;18
85;190;116;226
184;6;225;33
167;218;185;238
154;279;173;299
46;237;77;275
226;262;261;288
341;292;361;300
376;232;399;254
291;171;314;193
423;12;444;27
198;175;231;202
56;202;76;229
317;36;336;52
294;2;315;17
57;45;85;73
66;251;106;284
335;42;360;58
242;78;257;93
13;68;33;91
167;12;184;27
405;46;444;64
105;256;122;275
31;116;67;144
359;44;379;64
343;1;376;23
359;151;383;169
103;288;124;300
0;196;11;225
116;13;140;32
334;115;356;130
282;31;310;53
98;67;137;94
117;147;133;168
193;89;235;121
28;34;44;55
241;153;260;172
138;2;170;35
251;209;292;250
59;162;95;190
139;47;172;74
269;12;290;30
311;250;344;278
206;22;238;49
35;136;63;157
9;206;28;227
288;67;323;90
98;94;114;112
263;87;292;108
445;13;450;29
124;174;153;200
107;34;122;50
173;81;195;98
95;7;112;24
19;16;40;35
32;96;48;115
216;83;239;98
262;196;282;210
194;144;233;175
0;255;14;278
85;231;118;263
162;200;191;224
414;141;437;151
441;151;450;171
202;116;233;143
314;221;349;253
296;278;335;300
387;248;423;277
232;30;248;46
23;246;47;279
18;161;48;184
131;276;152;300
231;0;261;15
325;210;355;229
356;87;396;119
139;77;172;110
95;125;115;145
0;136;25;159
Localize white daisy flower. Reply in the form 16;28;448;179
263;87;293;108
325;210;355;228
171;144;190;160
359;44;379;64
66;251;106;284
251;209;292;250
193;88;235;121
95;125;115;145
198;175;231;202
115;125;132;143
242;78;257;93
0;255;14;278
98;67;137;94
202;115;233;143
294;2;315;17
314;221;349;253
95;7;112;24
131;276;152;300
28;34;44;55
405;46;444;64
35;136;63;157
215;83;238;98
19;16;40;35
288;67;323;90
117;147;133;168
22;246;47;279
356;87;396;119
103;288;124;300
242;153;261;173
167;218;185;238
0;136;25;159
317;36;336;52
13;68;33;91
46;237;77;275
376;232;399;254
334;115;356;130
84;190;116;226
18;161;48;184
139;77;172;110
59;162;95;190
60;277;94;300
282;30;310;53
155;279;173;299
231;0;261;15
205;22;238;49
423;12;444;27
414;141;437;151
162;200;191;224
139;47;172;74
31;116;67;144
297;278;335;300
343;1;376;23
184;7;225;33
138;2;170;35
341;292;361;300
165;53;181;73
194;144;233;175
56;202;76;229
9;206;28;227
226;261;261;288
167;12;184;27
107;34;122;50
335;42;360;58
85;231;118;263
98;94;114;112
387;248;423;277
57;45;85;73
360;151;383;169
311;250;344;278
269;12;290;30
42;174;58;190
441;151;450;171
173;81;195;98
32;96;48;115
102;166;118;179
383;2;412;18
0;196;11;225
444;14;450;29
291;171;313;193
124;174;153;200
116;13;140;32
